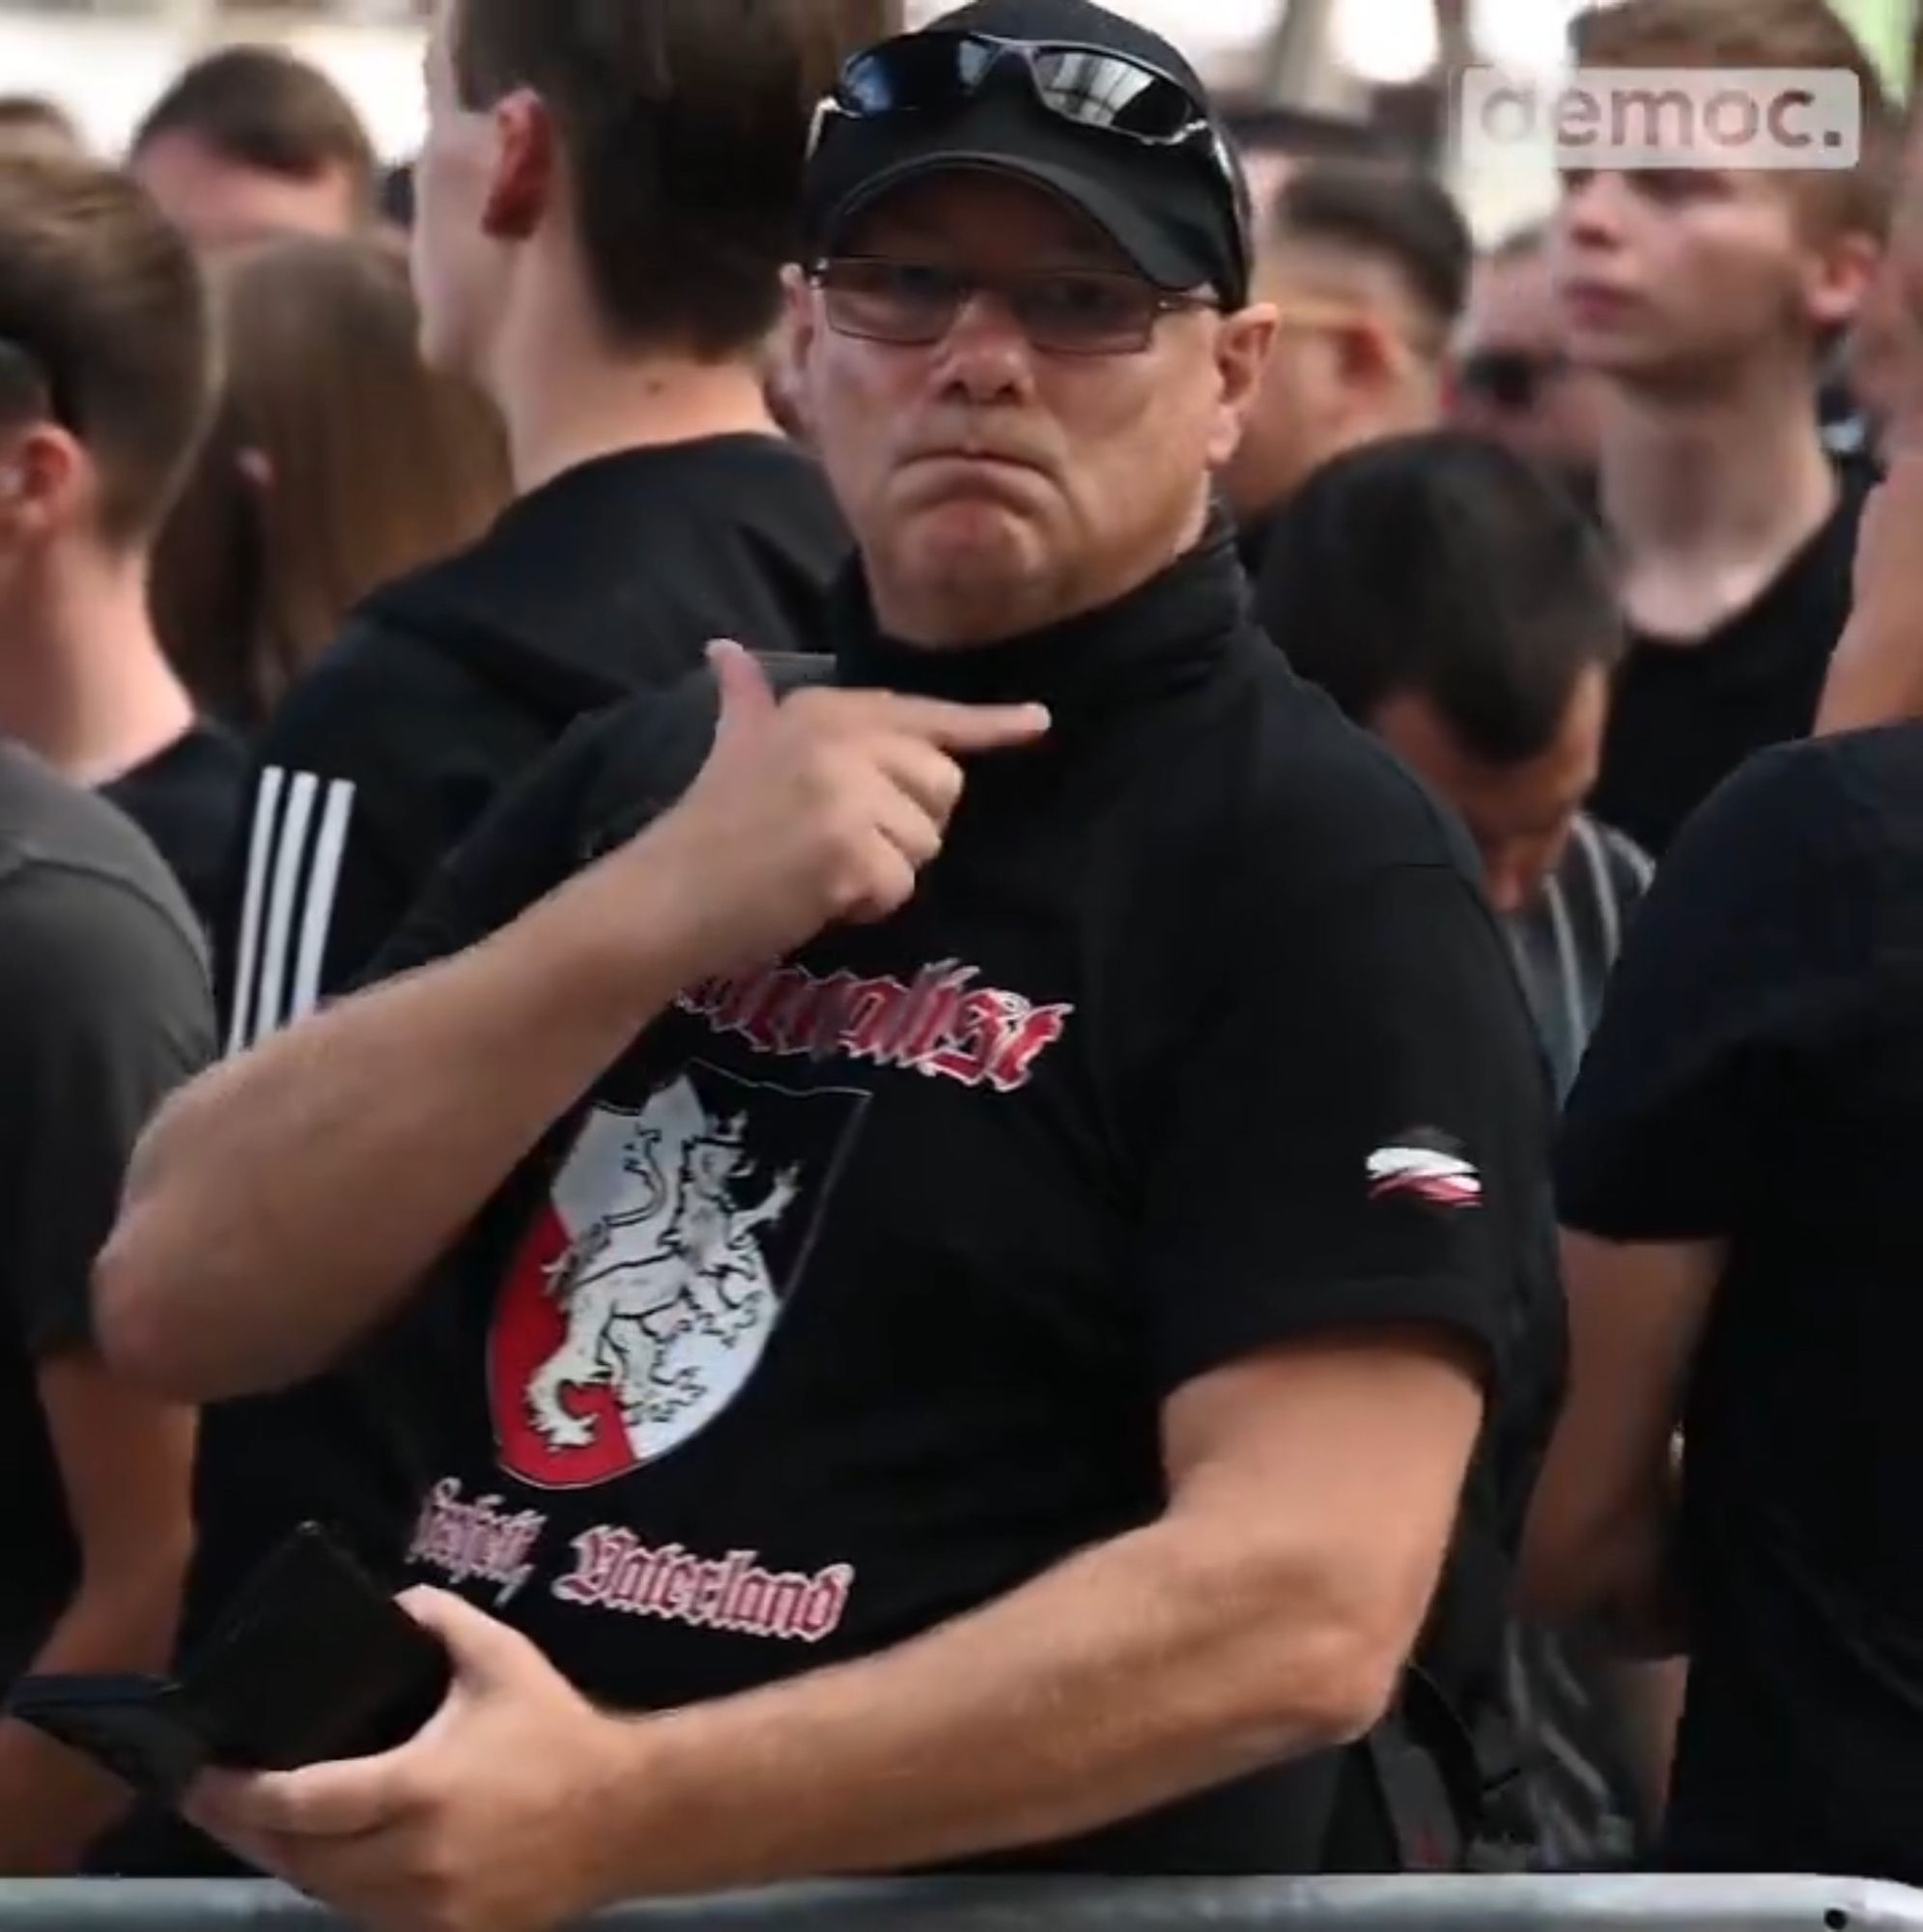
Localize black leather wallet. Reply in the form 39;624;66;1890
5;1522;451;1805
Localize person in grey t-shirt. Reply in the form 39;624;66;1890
0;741;213;1870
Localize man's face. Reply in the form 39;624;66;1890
790;173;1274;642
1453;249;1602;488
132;130;357;253
1223;243;1426;520
1372;664;1609;916
1552;164;1863;388
410;0;516;382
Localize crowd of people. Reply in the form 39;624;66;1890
3;0;1923;1923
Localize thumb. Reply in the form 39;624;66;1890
708;639;778;746
397;1585;542;1692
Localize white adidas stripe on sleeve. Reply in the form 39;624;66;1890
225;766;357;1055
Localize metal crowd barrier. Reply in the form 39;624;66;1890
4;1876;1923;1932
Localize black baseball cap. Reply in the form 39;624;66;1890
800;0;1253;309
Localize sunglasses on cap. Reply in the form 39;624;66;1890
1456;348;1570;412
808;34;1247;233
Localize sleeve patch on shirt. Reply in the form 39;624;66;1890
1367;1131;1483;1209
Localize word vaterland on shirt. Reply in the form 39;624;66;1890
410;955;1074;1649
409;1480;853;1645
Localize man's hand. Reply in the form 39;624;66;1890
641;641;1050;975
186;1591;629;1932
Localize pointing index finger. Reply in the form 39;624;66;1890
882;696;1052;753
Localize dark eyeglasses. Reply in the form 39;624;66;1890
809;33;1248;271
1456;348;1569;412
810;256;1217;357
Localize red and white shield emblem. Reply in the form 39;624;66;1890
489;1063;867;1491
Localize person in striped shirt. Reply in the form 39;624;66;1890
1253;427;1658;1870
1254;430;1650;1098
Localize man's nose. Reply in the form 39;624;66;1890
1560;171;1633;245
931;291;1036;400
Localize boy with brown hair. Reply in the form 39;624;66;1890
0;156;218;1874
0;156;245;930
1556;0;1896;855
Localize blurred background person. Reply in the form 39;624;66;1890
1453;225;1604;511
0;98;85;165
1258;431;1644;1102
0;195;214;1852
127;45;379;253
1557;0;1894;860
0;156;242;934
1222;157;1471;577
150;234;511;739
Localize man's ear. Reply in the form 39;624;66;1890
1208;301;1280;469
1808;227;1885;337
780;264;819;373
0;424;83;546
480;88;556;242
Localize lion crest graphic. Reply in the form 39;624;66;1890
489;1065;866;1488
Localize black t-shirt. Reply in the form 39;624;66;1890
99;722;247;939
1560;724;1923;1884
179;435;846;1654
360;534;1562;1875
1588;466;1867;857
0;745;213;1685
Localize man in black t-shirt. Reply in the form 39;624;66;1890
0;745;212;1870
1529;724;1923;1886
171;0;859;1721
0;156;245;933
99;3;1560;1920
1557;0;1895;857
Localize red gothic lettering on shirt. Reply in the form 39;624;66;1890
551;1527;855;1644
409;1477;549;1606
677;959;1072;1093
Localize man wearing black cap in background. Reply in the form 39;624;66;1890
98;4;1560;1923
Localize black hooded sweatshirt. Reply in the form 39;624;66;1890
192;434;846;1642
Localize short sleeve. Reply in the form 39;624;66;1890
359;668;724;988
1137;859;1556;1397
216;620;563;1050
1557;744;1867;1242
0;869;214;1358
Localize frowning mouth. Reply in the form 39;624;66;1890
908;449;1046;476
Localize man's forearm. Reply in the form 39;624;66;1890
1524;1460;1687;1660
593;1516;1396;1900
0;1548;189;1873
97;836;717;1401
